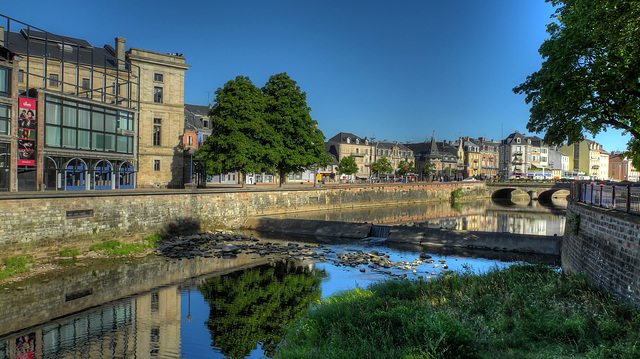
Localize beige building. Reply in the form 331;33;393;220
128;48;190;188
0;15;190;191
372;140;415;175
326;132;372;180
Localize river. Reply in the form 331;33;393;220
0;199;565;359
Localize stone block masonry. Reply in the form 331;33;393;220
563;199;640;308
0;182;486;250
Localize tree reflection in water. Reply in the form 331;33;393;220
198;259;325;358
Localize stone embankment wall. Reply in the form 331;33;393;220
0;182;485;250
563;199;640;308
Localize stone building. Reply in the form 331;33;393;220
0;36;20;192
0;15;189;191
372;140;415;176
128;48;190;188
326;132;372;180
499;130;551;180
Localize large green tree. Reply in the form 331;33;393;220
337;156;358;180
371;157;392;178
513;0;640;169
262;73;330;186
396;160;416;176
197;76;279;187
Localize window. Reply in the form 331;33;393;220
82;78;90;90
153;118;161;146
0;105;9;135
154;160;160;171
187;135;193;147
49;73;59;87
202;119;209;128
154;73;163;82
18;69;24;83
44;95;134;154
516;138;521;144
153;87;163;103
0;67;9;96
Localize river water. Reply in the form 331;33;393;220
0;199;565;359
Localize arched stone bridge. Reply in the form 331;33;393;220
486;182;571;202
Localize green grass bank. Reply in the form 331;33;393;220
274;265;640;359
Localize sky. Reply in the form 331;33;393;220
2;0;632;152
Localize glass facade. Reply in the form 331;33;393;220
0;143;9;191
45;96;134;154
0;104;9;135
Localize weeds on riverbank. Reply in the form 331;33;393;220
89;234;161;256
0;256;35;281
274;264;640;359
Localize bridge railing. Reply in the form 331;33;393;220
573;181;640;215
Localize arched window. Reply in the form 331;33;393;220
93;160;113;190
64;158;87;191
119;162;135;189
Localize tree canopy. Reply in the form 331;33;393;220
337;156;358;177
262;73;330;186
196;76;279;186
371;157;392;177
396;160;416;176
513;0;640;168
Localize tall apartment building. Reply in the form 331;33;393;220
0;15;189;191
326;132;372;180
559;139;608;180
499;130;551;180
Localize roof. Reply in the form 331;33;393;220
185;103;211;115
4;28;125;70
327;132;368;145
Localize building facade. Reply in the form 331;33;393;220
609;152;639;182
0;15;190;191
326;132;372;180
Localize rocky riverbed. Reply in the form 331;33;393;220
157;232;453;280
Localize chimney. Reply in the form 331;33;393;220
115;37;126;70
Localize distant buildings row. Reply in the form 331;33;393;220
319;131;639;183
0;15;636;193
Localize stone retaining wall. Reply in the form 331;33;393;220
563;199;640;308
0;182;486;251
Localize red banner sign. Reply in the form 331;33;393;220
17;97;36;166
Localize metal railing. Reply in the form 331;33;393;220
573;181;640;215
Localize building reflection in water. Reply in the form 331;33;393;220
276;199;567;237
0;286;181;359
0;260;322;359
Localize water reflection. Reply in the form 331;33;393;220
276;199;567;236
198;261;324;358
0;240;526;359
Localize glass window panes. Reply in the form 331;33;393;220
117;135;128;153
0;104;9;135
92;133;104;151
0;67;8;95
46;102;62;125
78;108;90;129
105;111;117;133
63;105;77;127
78;130;90;149
104;134;116;151
63;128;77;148
92;111;104;131
46;125;61;147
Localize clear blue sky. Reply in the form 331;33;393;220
2;0;631;152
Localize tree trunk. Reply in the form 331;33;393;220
240;172;245;188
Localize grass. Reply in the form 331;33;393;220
274;264;640;359
89;234;162;256
0;256;35;281
59;248;81;258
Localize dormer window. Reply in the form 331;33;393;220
346;138;351;144
516;138;521;144
356;138;360;144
